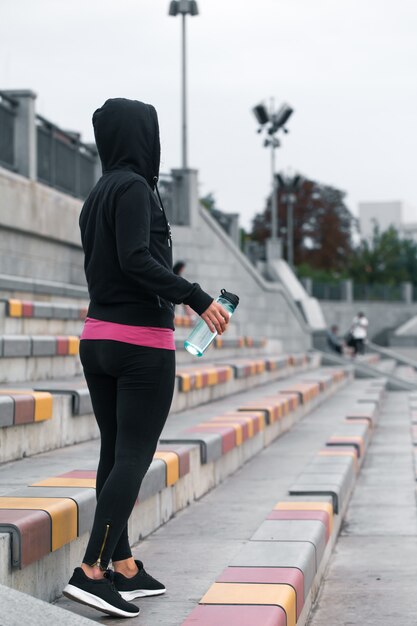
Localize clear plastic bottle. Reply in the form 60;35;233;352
184;289;239;357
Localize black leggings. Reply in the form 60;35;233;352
80;339;176;569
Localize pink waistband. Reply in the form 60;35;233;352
80;317;175;351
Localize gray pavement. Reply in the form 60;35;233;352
308;392;417;626
54;382;367;625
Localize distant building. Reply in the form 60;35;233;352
401;223;417;243
358;201;403;239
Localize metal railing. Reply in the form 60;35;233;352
36;115;97;198
353;282;402;302
311;281;343;301
0;92;17;171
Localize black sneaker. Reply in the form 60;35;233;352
113;559;166;601
63;567;140;618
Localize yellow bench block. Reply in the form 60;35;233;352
0;497;77;550
201;582;296;626
207;369;218;386
0;389;53;422
223;412;255;437
153;451;179;486
194;372;204;390
239;405;278;424
31;477;96;488
33;392;54;422
8;299;23;317
236;410;266;431
209;420;244;445
68;336;80;355
196;422;243;446
179;374;191;392
275;500;334;533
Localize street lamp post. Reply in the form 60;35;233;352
168;0;199;169
252;101;294;258
286;192;296;268
277;173;303;268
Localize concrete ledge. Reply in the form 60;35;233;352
0;583;96;626
0;369;350;602
178;382;383;626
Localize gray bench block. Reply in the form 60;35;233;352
31;336;57;357
307;455;355;467
305;460;356;485
279;494;334;505
2;336;32;357
8;486;96;536
33;303;54;319
0;395;14;427
231;540;316;600
330;423;370;448
32;381;92;415
289;479;346;515
251;519;327;571
139;460;166;500
69;307;83;320
73;389;93;415
51;304;72;319
160;431;222;464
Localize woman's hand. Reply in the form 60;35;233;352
201;300;230;335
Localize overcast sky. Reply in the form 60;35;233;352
1;0;417;229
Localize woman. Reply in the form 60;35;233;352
63;98;229;618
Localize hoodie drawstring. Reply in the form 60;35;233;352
154;177;172;247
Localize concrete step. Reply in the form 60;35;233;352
0;366;350;605
0;354;319;463
0;273;88;301
52;377;382;625
0;583;96;626
0;337;274;382
308;391;417;625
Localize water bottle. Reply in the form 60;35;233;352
184;289;239;357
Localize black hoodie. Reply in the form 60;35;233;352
79;98;213;330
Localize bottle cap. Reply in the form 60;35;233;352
220;289;239;308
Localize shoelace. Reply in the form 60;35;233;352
104;569;122;596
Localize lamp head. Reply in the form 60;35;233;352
274;103;294;130
252;103;270;126
168;1;179;15
169;0;199;15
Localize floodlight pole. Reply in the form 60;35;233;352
181;12;187;169
286;193;295;268
271;141;278;241
169;1;198;169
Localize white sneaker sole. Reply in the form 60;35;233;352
63;583;140;618
119;588;166;601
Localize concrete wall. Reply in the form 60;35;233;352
0;167;84;284
173;209;311;351
321;300;417;342
0;166;311;350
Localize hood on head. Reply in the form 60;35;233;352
93;98;160;188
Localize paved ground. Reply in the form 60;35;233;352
308;392;417;626
55;382;365;625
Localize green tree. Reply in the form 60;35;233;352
349;224;417;285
